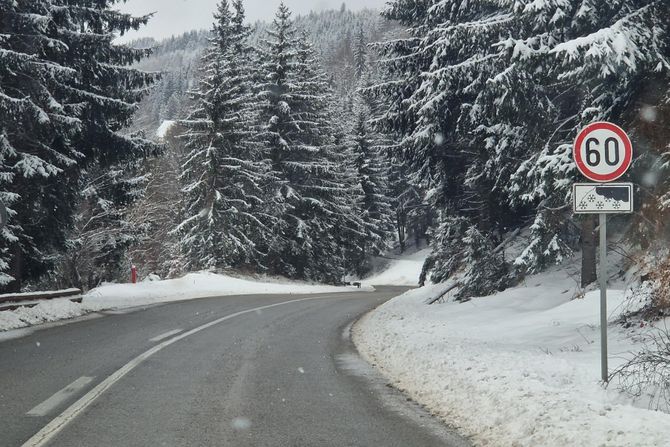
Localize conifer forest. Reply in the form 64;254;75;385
1;0;668;297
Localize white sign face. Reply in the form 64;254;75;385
573;183;633;214
573;122;633;182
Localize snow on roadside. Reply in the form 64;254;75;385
0;272;371;333
362;249;429;286
86;271;370;308
353;268;670;446
0;299;91;333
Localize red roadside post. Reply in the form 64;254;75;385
131;265;138;284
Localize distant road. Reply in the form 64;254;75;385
0;287;469;447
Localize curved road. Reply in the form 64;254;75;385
0;287;469;447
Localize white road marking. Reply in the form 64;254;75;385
22;294;342;447
26;377;95;417
149;329;183;343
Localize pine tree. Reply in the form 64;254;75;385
0;0;156;291
353;27;367;79
368;0;562;294
256;5;362;283
349;96;394;275
509;0;670;279
457;226;510;300
373;0;669;295
177;0;274;272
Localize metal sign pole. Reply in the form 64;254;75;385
599;213;608;382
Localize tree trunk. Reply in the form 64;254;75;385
5;242;22;293
397;211;406;253
580;215;597;287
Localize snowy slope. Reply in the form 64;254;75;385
0;272;370;332
362;249;429;286
156;120;175;139
354;268;670;446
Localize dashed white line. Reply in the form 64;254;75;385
21;294;341;447
26;377;95;417
149;329;183;343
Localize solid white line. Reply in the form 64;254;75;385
149;329;183;343
21;295;338;447
26;377;95;417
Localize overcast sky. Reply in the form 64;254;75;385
117;0;388;42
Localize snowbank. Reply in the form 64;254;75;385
362;249;429;286
0;272;370;332
354;268;670;446
0;299;90;333
85;272;370;308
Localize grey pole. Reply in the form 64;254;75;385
599;213;608;382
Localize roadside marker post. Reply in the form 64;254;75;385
131;265;138;284
572;122;634;382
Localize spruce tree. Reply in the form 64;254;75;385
0;0;156;291
256;5;361;283
510;0;670;278
349;96;394;275
177;0;274;272
353;27;367;80
373;0;669;294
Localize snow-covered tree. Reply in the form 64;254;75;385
256;5;362;283
128;123;185;280
457;226;510;300
177;0;274;272
353;27;367;79
371;0;669;295
349;96;394;274
478;0;667;284
55;165;148;290
0;0;156;291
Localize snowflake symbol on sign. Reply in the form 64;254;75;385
596;202;604;210
579;202;587;210
613;202;621;210
588;195;596;202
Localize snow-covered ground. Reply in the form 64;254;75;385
156;119;175;139
354;267;670;446
361;249;429;286
0;272;370;333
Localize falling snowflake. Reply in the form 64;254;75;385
231;417;252;431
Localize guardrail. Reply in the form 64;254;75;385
0;288;83;312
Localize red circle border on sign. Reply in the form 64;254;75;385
573;121;633;182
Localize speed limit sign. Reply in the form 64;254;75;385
573;122;633;182
572;121;634;383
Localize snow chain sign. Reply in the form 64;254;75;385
572;121;634;383
573;183;633;214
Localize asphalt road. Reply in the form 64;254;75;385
0;287;469;447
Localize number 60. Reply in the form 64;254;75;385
585;137;620;167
